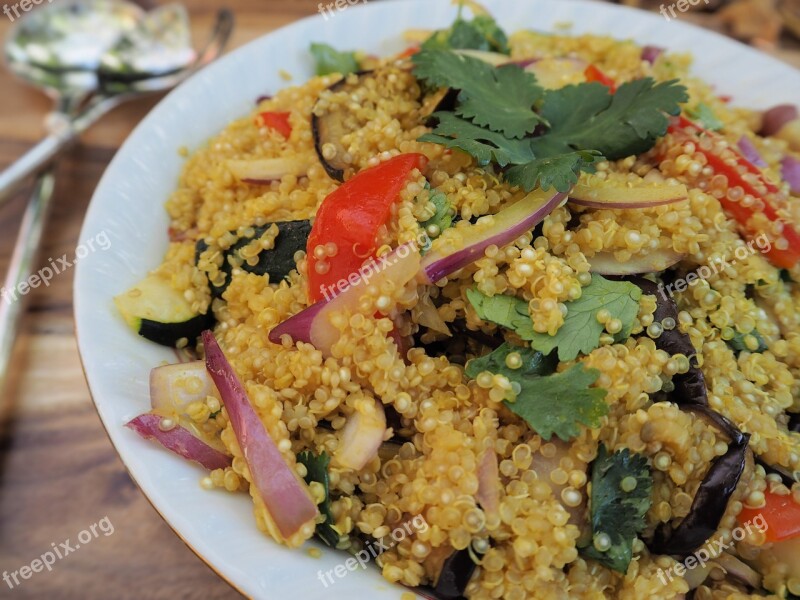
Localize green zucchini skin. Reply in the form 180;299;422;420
196;220;311;298
137;313;214;347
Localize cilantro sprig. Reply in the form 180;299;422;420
413;49;688;192
421;187;454;237
310;43;359;76
466;274;642;362
580;445;653;573
466;343;607;441
421;9;509;54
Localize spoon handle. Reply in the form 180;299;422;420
0;170;56;391
0;131;71;204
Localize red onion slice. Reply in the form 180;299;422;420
738;136;767;167
760;105;799;137
334;398;387;470
569;182;688;209
227;157;313;184
203;331;319;542
126;413;232;471
421;188;566;284
641;45;664;64
782;155;800;194
588;248;685;275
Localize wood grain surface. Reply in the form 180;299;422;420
0;1;797;598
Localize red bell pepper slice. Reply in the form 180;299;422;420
739;490;800;542
256;111;292;138
398;45;420;59
584;64;616;93
667;115;800;269
306;153;428;302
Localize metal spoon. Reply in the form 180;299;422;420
0;4;234;390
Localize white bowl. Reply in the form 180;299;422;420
74;1;800;597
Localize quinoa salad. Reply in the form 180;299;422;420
113;4;800;599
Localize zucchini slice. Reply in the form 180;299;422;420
114;274;212;347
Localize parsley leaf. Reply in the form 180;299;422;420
309;43;359;76
413;50;544;138
420;112;535;166
726;329;768;354
296;450;341;547
465;343;606;440
530;78;689;161
467;275;642;361
465;341;557;380
580;445;653;573
466;288;536;340
422;13;509;54
505;150;601;194
686;102;723;131
421;187;454;236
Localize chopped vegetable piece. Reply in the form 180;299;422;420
588;248;685;276
256;111;292;138
475;448;500;517
760;104;798;137
309;42;358;76
641;45;664;64
203;331;319;545
296;450;342;547
583;64;616;93
306;153;428;302
667;116;800;269
739;490;800;542
726;329;768;354
738;135;766;167
114;273;213;347
434;547;483;600
421;8;509;54
686;102;723;131
420;187;453;239
466;343;607;441
126;413;232;471
467;274;642;361
782;154;800;194
580;445;653;573
334;398;387;470
227;156;314;184
568;181;688;209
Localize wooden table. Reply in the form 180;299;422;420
0;2;797;598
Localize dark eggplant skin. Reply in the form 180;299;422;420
311;70;374;182
432;548;478;600
196;220;311;298
138;312;214;347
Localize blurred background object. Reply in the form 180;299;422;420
0;1;796;599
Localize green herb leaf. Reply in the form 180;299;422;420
465;342;557;380
421;188;454;236
413;50;544;138
726;329;768;354
580;445;653;573
296;450;341;547
505;150;602;194
309;42;359;76
530;78;689;161
466;288;537;340
525;275;642;361
421;13;509;54
686;102;723;131
505;363;608;441
420;112;536;167
467;275;642;361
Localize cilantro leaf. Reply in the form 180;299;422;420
420;112;535;167
413;50;544;138
465;342;557;380
309;43;359;76
505;150;601;194
297;450;341;547
525;275;641;361
506;363;608;441
530;78;689;160
580;445;653;573
466;288;536;340
421;13;509;54
467;275;642;361
686;102;723;131
421;188;454;236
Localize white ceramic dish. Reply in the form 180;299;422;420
74;1;800;597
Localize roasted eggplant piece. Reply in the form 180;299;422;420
312;71;375;182
196;220;311;298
